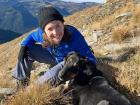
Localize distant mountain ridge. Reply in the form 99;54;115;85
0;29;20;44
0;0;99;34
0;1;38;34
0;0;140;104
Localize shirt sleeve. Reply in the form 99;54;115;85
20;33;35;47
71;27;97;64
20;28;43;47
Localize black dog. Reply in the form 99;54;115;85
72;76;131;105
59;52;131;105
58;51;103;85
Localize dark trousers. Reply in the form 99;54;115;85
12;44;64;86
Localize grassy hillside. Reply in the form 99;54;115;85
65;0;140;104
0;0;98;33
0;0;140;104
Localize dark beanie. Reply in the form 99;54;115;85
38;6;64;30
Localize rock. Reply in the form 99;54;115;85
134;0;140;4
91;30;104;43
115;12;133;19
0;88;14;95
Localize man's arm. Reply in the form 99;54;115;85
71;27;97;64
18;46;27;61
18;30;40;61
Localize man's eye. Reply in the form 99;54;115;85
48;28;53;31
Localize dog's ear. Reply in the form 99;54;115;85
64;51;77;62
78;57;88;66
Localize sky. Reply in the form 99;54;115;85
61;0;105;3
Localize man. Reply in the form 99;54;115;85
12;6;96;88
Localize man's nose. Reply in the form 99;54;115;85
52;29;58;36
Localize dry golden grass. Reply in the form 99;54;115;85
117;50;140;94
132;5;140;23
107;0;133;4
65;6;99;29
99;15;115;29
106;49;140;104
115;2;134;14
4;84;71;105
0;35;24;72
0;71;14;88
65;0;139;37
112;26;132;42
0;39;20;87
95;47;140;104
0;31;33;87
0;0;140;104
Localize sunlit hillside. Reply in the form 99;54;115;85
65;0;140;104
0;0;140;104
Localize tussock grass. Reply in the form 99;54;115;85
96;48;140;104
133;5;140;23
5;84;71;105
0;0;140;104
0;72;14;88
112;26;131;42
107;50;140;105
116;50;140;94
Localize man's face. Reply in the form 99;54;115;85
43;20;64;45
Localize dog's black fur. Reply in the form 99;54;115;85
59;52;131;105
58;51;103;85
72;76;131;105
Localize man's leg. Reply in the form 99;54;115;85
36;61;64;87
12;44;57;88
28;44;57;66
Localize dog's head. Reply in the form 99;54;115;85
58;51;103;85
58;51;86;81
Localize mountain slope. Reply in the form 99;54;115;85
0;0;140;104
0;0;99;34
0;29;21;44
64;0;140;104
0;3;37;34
